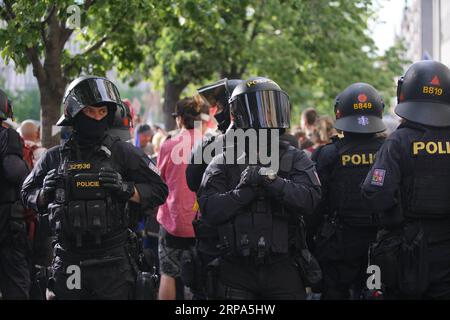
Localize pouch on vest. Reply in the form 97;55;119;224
295;217;322;286
369;229;403;291
217;221;236;256
315;218;343;261
66;201;87;247
86;200;107;245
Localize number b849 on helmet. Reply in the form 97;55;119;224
229;77;291;129
334;82;386;134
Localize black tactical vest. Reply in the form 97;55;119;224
328;136;384;226
48;136;129;248
404;127;450;218
218;143;297;262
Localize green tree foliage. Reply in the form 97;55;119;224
10;88;41;122
145;0;407;128
0;0;156;147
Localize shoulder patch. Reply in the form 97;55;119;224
370;168;386;186
148;160;160;175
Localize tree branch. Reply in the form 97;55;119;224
3;0;16;20
25;47;46;84
62;18;122;77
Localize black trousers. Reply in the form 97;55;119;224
318;224;377;300
0;220;31;299
217;255;306;300
50;245;135;300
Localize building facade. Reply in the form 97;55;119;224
400;0;450;66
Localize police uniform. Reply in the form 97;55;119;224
197;77;321;299
21;77;168;299
0;90;31;299
362;61;450;299
186;79;242;299
313;82;386;300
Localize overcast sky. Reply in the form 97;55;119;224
370;0;406;54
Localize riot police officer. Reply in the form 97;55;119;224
362;60;450;299
186;78;242;192
21;76;168;299
185;78;241;299
0;89;31;299
198;77;321;299
312;83;386;299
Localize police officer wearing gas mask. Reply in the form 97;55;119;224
312;83;386;299
198;77;321;299
21;76;168;299
362;61;450;299
0;89;31;299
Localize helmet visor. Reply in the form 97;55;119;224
231;90;290;129
71;78;122;107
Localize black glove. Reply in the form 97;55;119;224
236;165;264;189
41;169;58;206
99;167;135;201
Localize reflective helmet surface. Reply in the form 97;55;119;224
57;76;122;126
395;60;450;127
107;100;133;141
229;77;290;129
197;78;242;132
334;82;386;134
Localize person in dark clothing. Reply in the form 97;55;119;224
198;77;321;299
186;78;242;193
21;76;168;300
362;60;450;299
0;89;31;299
184;79;241;299
312;82;386;299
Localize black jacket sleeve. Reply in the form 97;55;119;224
21;146;60;212
0;127;29;186
186;136;214;192
310;143;338;217
116;141;168;210
361;135;406;227
264;149;322;215
197;156;257;226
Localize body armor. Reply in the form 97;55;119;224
328;137;384;226
405;127;450;218
48;136;129;248
217;144;297;262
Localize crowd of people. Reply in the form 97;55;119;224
1;59;450;301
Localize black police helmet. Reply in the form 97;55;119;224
57;76;122;126
197;78;242;132
106;101;133;141
0;89;13;121
229;77;290;129
334;82;386;134
395;60;450;127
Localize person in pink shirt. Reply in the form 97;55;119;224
157;96;206;300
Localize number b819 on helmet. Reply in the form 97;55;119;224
395;60;450;127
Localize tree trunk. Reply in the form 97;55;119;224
39;85;63;148
162;80;188;131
